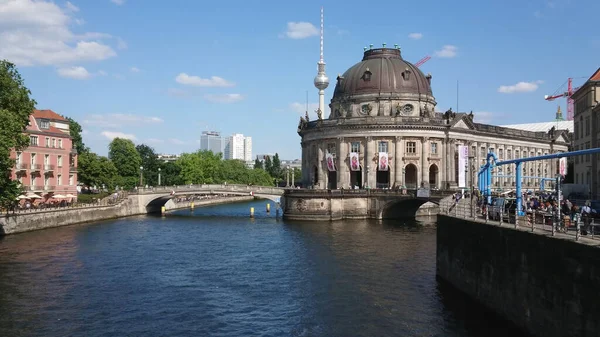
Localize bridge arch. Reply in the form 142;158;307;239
378;198;439;219
144;191;282;214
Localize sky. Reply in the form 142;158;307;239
1;0;599;160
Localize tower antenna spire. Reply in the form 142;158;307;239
313;6;329;120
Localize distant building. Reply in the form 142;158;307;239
224;133;252;161
157;154;179;162
571;67;600;198
200;131;224;155
10;109;78;202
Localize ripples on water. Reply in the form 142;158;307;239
0;200;530;337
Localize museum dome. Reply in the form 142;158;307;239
333;47;433;99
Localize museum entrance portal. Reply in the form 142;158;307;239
405;164;418;189
429;164;439;188
327;170;337;189
350;167;362;189
376;168;390;189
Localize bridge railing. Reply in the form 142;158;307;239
283;188;453;198
443;197;600;243
131;184;284;196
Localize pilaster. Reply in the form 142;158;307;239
421;137;429;187
394;136;402;186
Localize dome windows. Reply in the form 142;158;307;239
402;68;412;81
361;68;372;82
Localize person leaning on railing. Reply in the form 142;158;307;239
580;202;592;235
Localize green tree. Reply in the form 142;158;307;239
108;138;142;188
0;61;36;209
66;117;88;154
264;156;272;175
271;153;282;178
176;150;222;184
136;144;159;186
292;167;302;185
254;157;263;170
159;161;183;186
78;152;119;190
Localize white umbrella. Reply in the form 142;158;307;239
65;194;76;198
25;193;42;199
53;194;67;199
18;195;29;199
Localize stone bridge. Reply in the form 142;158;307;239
132;184;284;213
282;188;454;221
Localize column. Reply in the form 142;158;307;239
421;137;428;188
301;141;307;186
317;144;325;189
363;136;368;188
365;137;374;188
394;136;402;186
441;138;447;188
337;137;346;188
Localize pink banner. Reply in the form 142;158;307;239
349;152;360;171
378;152;388;171
326;153;336;172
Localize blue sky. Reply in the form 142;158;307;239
2;0;599;159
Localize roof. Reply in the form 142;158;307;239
500;120;573;133
32;109;67;121
589;68;600;81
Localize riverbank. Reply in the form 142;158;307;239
0;195;256;236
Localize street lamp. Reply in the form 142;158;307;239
286;165;290;187
140;166;144;186
291;167;295;188
366;165;370;189
158;167;162;186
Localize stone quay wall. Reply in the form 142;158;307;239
436;215;600;337
0;195;254;235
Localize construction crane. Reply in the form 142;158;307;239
415;55;431;68
544;78;580;121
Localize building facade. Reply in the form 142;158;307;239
571;68;600;198
297;47;571;190
200;131;224;155
224;133;252;161
10;109;78;200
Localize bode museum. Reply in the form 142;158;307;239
297;45;571;191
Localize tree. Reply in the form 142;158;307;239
0;61;36;208
136;144;159;186
108;138;142;188
66;117;88;154
271;153;282;178
78;152;119;190
264;156;272;175
176;150;222;184
159;161;183;186
254;157;263;170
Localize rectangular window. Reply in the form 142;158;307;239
30;136;38;146
58;155;63;167
351;142;360;153
586;117;590;136
45;137;50;147
57;174;62;186
499;149;504;159
69;174;74;186
378;141;388;153
431;143;438;155
52;138;56;148
31;153;36;165
489;147;495;154
40;120;49;129
326;143;336;156
44;154;49;165
507;149;512;160
406;142;416;154
58;139;63;149
480;147;486;157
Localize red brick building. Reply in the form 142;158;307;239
10;109;78;202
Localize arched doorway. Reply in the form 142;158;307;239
404;164;418;189
313;166;318;186
350;166;362;189
328;170;337;189
376;167;390;189
429;164;439;188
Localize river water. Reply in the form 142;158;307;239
0;200;530;337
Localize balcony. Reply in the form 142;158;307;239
30;164;41;172
44;164;55;172
16;163;29;171
44;185;56;192
32;185;44;191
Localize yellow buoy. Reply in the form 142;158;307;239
161;206;166;215
190;202;194;210
266;203;270;212
250;207;255;218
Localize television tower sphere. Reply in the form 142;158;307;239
314;72;329;90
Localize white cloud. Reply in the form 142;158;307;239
74;18;85;25
289;102;331;118
130;66;140;73
117;37;127;50
57;66;91;79
169;138;186;145
0;0;117;66
110;0;125;5
281;22;319;39
101;131;136;140
65;1;79;12
175;73;234;87
203;94;244;103
408;33;423;40
497;80;543;94
84;113;164;128
434;45;458;58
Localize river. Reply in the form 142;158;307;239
0;199;530;337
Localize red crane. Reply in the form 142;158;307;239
544;78;580;120
415;55;431;68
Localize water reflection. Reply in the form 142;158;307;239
0;200;530;337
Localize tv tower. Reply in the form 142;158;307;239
313;6;329;120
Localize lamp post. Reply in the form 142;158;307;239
140;166;144;186
158;167;162;186
366;165;370;189
286;165;290;187
291;167;295;188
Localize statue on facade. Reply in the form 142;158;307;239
316;108;323;120
421;104;433;118
468;110;474;121
549;126;556;138
443;107;455;120
297;116;307;132
305;111;310;122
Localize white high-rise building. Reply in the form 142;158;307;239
224;133;252;161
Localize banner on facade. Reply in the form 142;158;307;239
559;157;568;177
325;153;336;172
458;145;469;188
378;152;389;171
349;152;360;171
